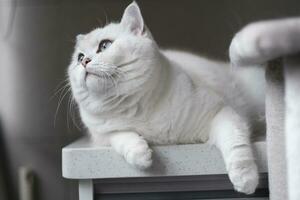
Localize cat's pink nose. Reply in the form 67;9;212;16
81;58;91;67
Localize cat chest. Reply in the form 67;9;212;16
140;96;224;144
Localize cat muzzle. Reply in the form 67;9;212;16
81;58;91;68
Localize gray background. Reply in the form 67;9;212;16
0;0;299;200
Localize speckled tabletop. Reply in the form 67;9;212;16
62;137;267;179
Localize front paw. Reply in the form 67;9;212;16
228;160;259;194
124;141;153;169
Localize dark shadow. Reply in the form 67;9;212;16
143;149;167;175
0;119;17;200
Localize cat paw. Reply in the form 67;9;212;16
124;141;153;169
227;160;259;194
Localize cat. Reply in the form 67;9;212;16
68;1;269;194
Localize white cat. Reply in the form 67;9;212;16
68;2;267;194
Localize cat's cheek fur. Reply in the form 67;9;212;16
85;74;115;94
68;66;89;104
68;64;86;87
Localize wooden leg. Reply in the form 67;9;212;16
79;180;93;200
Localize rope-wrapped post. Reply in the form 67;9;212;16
265;59;288;200
284;54;300;200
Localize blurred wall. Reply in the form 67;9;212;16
0;0;299;200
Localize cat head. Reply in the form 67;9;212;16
68;2;160;107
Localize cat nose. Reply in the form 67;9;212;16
81;58;91;67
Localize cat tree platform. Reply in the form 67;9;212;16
62;137;268;200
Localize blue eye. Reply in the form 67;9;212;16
97;39;112;53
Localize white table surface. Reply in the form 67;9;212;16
62;137;267;179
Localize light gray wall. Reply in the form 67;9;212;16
0;0;299;200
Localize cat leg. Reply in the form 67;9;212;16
109;131;153;169
210;106;259;194
230;18;300;66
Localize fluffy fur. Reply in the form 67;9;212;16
68;2;268;194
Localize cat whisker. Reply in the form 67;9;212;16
66;95;72;130
96;17;104;27
102;8;110;26
54;83;70;96
49;78;70;101
90;58;139;70
104;71;117;90
114;69;126;79
54;86;71;128
68;94;81;131
117;58;139;68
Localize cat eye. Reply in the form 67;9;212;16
78;53;84;62
97;39;113;53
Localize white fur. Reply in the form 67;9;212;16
210;106;258;194
68;2;267;194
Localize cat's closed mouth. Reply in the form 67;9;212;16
84;71;117;82
85;72;103;79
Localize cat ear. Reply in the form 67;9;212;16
121;1;144;35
